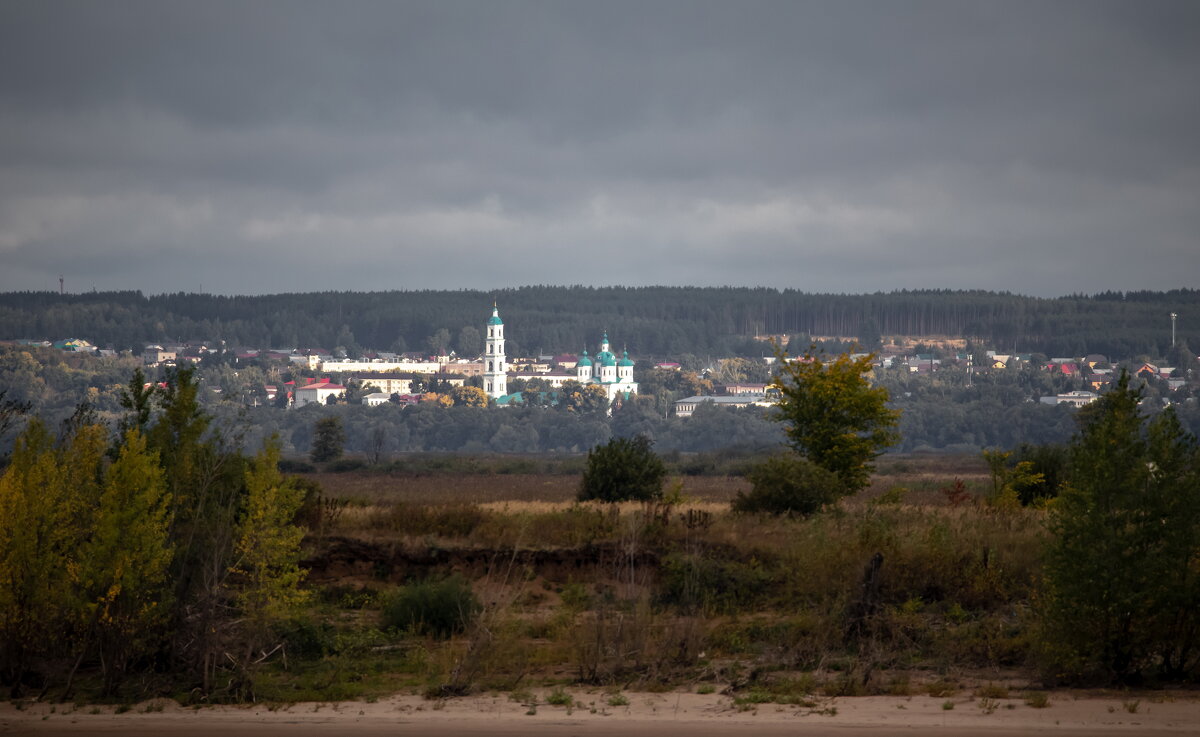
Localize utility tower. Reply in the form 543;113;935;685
1171;312;1178;348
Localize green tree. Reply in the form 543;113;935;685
1040;372;1200;683
770;345;900;494
578;435;666;502
228;440;308;692
71;429;173;694
0;420;76;693
309;416;345;463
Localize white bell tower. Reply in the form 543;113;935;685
484;303;507;399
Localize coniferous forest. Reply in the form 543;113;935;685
1;287;1197;359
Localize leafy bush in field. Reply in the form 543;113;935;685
660;552;774;613
382;576;481;638
732;454;841;515
578;435;667;502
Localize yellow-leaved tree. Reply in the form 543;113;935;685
0;420;75;694
228;439;308;695
70;429;174;695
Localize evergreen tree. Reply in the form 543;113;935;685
310;416;345;463
1040;372;1200;682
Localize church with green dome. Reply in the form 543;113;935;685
574;332;639;402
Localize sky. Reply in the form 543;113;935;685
1;1;1198;298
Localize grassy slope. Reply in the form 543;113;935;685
257;454;1040;704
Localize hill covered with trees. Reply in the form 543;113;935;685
1;287;1197;359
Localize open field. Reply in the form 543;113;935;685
234;452;1055;713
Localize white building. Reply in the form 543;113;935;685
574;332;638;402
293;382;346;407
484;304;508;399
674;394;772;418
1039;390;1098;407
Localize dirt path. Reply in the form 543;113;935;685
4;692;1198;736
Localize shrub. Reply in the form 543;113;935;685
382;576;481;638
731;454;841;515
578;435;667;502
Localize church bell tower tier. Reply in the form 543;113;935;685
484;303;507;399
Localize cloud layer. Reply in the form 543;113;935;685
1;1;1198;296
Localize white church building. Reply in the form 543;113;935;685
573;332;639;402
482;305;638;403
483;303;508;399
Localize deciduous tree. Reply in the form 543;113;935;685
770;345;900;494
578;435;666;502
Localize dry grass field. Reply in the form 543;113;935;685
260;452;1049;706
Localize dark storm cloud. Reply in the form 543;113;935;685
1;1;1198;295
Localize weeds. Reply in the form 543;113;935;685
1024;691;1050;708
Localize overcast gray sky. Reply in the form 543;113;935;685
1;1;1197;297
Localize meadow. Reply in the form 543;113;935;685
259;452;1043;706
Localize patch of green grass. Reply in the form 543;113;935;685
607;693;629;707
546;688;573;706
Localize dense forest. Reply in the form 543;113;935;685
2;287;1197;359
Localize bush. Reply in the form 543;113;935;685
578;435;667;502
732;454;841;515
381;576;481;638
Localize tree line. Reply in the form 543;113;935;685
1;287;1197;359
0;368;308;699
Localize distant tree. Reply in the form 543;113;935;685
116;367;155;436
449;385;489;408
770;345;900;494
309;417;344;464
455;326;482;357
425;328;452;356
578;435;666;503
368;424;388;465
420;392;454;408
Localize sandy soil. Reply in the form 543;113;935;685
3;690;1199;736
